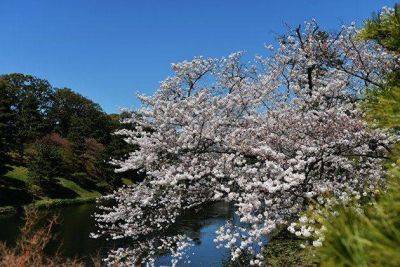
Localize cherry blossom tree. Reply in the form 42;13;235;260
93;13;399;266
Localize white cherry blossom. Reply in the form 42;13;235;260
93;14;399;265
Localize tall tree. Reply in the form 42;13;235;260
27;135;63;183
0;73;54;158
360;4;400;54
361;5;400;130
0;79;14;173
93;18;398;265
48;88;113;174
48;88;111;143
96;112;143;186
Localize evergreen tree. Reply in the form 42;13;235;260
362;4;400;130
27;136;63;183
49;88;112;143
0;73;54;159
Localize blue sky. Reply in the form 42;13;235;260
0;0;397;113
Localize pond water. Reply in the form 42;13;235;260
0;202;234;266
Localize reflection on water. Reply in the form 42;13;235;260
156;202;233;266
0;202;234;266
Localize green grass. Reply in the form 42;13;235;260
57;177;101;198
1;165;101;211
121;177;134;185
31;197;97;209
4;165;29;184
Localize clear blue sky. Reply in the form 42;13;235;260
0;0;397;113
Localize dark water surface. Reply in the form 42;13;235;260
0;202;233;266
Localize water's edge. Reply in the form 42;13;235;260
0;202;234;266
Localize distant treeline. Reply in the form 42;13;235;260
0;73;139;190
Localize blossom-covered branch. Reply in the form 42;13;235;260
93;12;399;266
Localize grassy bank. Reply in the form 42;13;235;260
31;196;97;209
0;165;107;215
0;197;99;216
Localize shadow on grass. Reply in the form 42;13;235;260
0;187;34;206
70;173;109;194
40;180;79;199
0;174;26;189
0;164;13;177
0;172;34;206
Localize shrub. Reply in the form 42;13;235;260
0;208;100;267
27;137;64;184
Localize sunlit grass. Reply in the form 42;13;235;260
121;177;134;185
57;177;100;198
4;165;29;184
1;165;101;210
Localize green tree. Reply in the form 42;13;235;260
359;4;400;54
49;88;111;143
361;4;400;130
82;137;105;178
0;73;54;159
27;136;63;183
0;79;14;174
48;88;113;174
97;112;145;186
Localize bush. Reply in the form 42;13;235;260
27;136;64;184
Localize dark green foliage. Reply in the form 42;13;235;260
0;79;13;174
47;88;131;185
82;138;105;179
0;72;139;204
97;112;141;185
49;88;112;143
0;74;54;158
27;137;63;183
